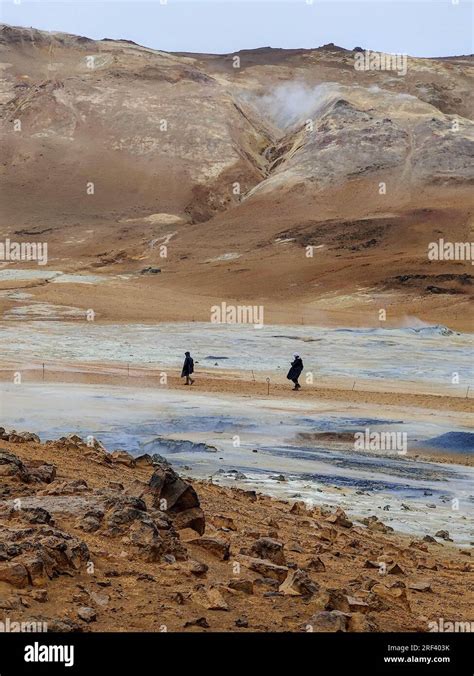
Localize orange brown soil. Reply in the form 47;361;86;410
0;435;472;632
1;26;473;332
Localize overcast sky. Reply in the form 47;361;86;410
1;0;472;57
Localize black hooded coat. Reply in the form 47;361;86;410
181;355;194;377
287;356;303;381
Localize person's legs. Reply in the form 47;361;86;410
185;375;190;385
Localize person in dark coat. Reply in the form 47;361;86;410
287;353;303;390
181;351;195;385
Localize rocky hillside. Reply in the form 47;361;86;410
0;24;473;323
0;430;472;632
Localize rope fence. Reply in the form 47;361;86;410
1;360;472;400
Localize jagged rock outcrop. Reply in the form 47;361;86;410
0;520;90;589
142;465;205;535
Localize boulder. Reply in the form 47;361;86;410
247;557;288;583
250;537;285;565
188;536;230;561
387;563;406;575
144;466;205;535
0;451;29;481
45;617;82;632
183;617;209;629
364;560;384;570
235;617;248;628
371;583;411;610
348;612;378;632
346;595;370;613
0;562;29;588
89;591;110;607
409;540;428;552
24;462;56;484
77;607;97;623
192;586;228;611
40;479;88;496
362;516;393;534
151;454;171;467
98;497;186;562
103;497;148;532
77;510;104;533
408;580;432;592
185;559;208;576
134;454;153;467
228;579;254;595
306;557;326;573
64;434;83;445
279;569;319;597
110;450;136;468
307;610;348;632
290;501;308;515
171;507;205;536
326;508;353;529
29;589;48;603
0;522;91;590
23;507;53;525
326;589;351;612
8;431;40;444
416;559;439;571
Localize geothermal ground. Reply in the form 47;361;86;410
1;320;473;546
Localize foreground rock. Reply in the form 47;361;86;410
250;537;286;565
0;519;90;589
143;466;205;535
0;434;471;633
279;569;319;597
307;611;349;632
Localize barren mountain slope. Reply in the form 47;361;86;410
0;25;473;326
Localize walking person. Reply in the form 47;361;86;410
287;353;303;390
181;351;195;385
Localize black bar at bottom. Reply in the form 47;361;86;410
0;632;472;675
